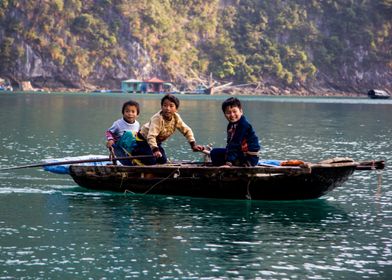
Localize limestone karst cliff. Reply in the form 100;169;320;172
0;0;391;94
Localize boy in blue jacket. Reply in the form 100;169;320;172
211;97;260;167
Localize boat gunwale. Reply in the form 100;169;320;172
69;161;360;177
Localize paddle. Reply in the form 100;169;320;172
0;155;154;171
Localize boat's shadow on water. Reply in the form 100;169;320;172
167;196;349;228
66;188;348;229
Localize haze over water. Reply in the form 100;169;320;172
0;92;391;279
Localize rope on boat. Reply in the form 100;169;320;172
246;179;252;200
124;189;135;195
119;171;127;191
123;168;180;196
143;168;180;194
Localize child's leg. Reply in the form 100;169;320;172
132;140;157;165
113;144;133;166
245;155;259;166
210;148;227;166
156;145;167;164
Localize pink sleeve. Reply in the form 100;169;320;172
106;131;115;141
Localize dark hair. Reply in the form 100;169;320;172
161;93;180;108
122;100;140;115
222;97;242;112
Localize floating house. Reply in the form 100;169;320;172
121;79;143;93
367;89;390;99
121;77;173;93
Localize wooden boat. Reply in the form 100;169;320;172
69;158;385;200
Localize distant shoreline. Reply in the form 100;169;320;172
3;87;368;98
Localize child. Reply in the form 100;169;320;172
132;93;204;165
106;100;140;164
210;97;260;167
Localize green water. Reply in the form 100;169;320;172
0;92;391;279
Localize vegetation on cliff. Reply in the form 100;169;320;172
0;0;391;93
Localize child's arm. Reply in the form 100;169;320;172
105;120;119;148
146;115;162;154
175;114;203;151
105;131;116;148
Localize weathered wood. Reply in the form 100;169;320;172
91;164;312;175
309;161;359;169
68;161;364;200
355;160;385;170
213;82;233;91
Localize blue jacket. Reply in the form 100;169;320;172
226;115;260;163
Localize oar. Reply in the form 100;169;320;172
0;155;154;171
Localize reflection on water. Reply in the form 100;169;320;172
0;193;390;279
0;92;391;279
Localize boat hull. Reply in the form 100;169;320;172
69;163;357;200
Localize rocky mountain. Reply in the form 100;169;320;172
0;0;391;95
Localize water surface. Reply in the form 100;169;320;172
0;92;391;279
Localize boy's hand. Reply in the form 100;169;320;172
192;145;204;152
106;140;115;148
220;162;233;168
153;150;163;158
190;142;204;152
